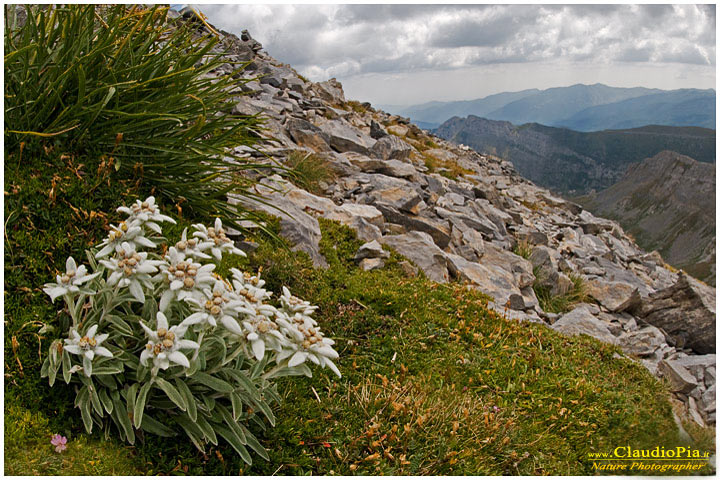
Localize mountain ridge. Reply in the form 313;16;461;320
386;83;716;131
578;151;716;285
434;115;715;194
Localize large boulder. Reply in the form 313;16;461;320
633;273;715;354
379;232;449;282
375;205;451;248
618;326;667;357
551;306;618;345
313;78;345;104
369;186;423;214
446;253;522;307
585;278;641;313
369;135;413;161
229;183;327;268
658;359;700;394
285;118;331;152
318;119;376;154
350;156;418;180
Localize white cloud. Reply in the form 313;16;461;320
195;4;716;105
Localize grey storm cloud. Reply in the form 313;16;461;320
196;4;716;80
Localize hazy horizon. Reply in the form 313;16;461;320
375;82;718;109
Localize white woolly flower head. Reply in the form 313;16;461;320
139;312;199;371
43;256;101;302
174;227;213;260
221;304;287;361
275;309;340;378
158;247;216;311
280;286;318;316
99;242;163;303
192;218;246;260
116;196;176;234
95;219;157;258
63;324;113;376
184;279;254;328
230;268;272;305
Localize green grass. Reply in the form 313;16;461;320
5;401;142;476
281;150;337;195
513;240;533;260
533;268;590;314
5;157;714;473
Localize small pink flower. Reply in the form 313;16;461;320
51;434;67;453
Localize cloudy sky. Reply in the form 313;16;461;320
195;4;716;106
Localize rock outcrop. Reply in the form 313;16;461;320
184;14;716;428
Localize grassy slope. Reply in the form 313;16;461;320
5;148;713;474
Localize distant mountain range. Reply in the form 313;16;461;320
382;84;716;132
578;151;716;285
435;116;715;194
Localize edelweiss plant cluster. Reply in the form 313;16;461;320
41;197;340;462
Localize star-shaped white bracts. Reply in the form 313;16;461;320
157;247;216;311
116;196;176;234
184;280;254;328
174;227;213;260
275;309;341;378
43;256;101;302
230;268;272;305
192;218;246;260
95;219;157;259
100;242;164;303
64;325;113;376
139;312;199;371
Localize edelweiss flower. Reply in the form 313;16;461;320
100;242;163;303
157;247;215;311
184;280;253;328
95;220;156;258
230;268;272;305
192;218;246;260
63;325;113;376
139;312;199;371
275;297;340;377
174;227;213;260
280;286;318;316
116;196;176;233
43;256;101;302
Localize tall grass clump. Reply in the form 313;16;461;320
533;268;589;314
281;151;337;194
4;5;265;226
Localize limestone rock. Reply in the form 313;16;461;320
358;258;385;271
618;326;666;357
659;359;699;394
369;135;413;161
319;119;376;154
313;78;345;104
551;306;618;345
379;232;449;282
370;187;422;213
354;240;389;261
446;253;522;307
285;118;331;152
634;273;715;354
585;278;641;313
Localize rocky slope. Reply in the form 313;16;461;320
184;11;716;429
579;151;716;285
434;116;715;194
